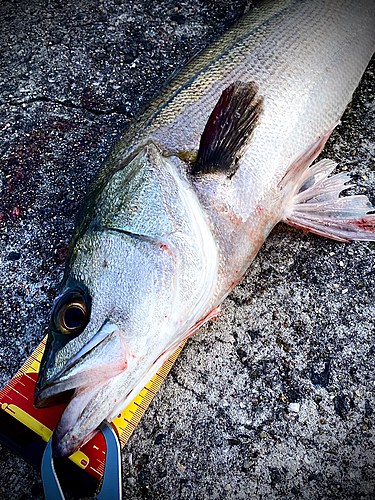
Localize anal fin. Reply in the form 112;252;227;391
283;158;375;242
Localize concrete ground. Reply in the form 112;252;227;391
0;0;374;499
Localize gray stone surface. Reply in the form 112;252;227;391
0;0;374;499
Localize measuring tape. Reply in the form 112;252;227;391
0;337;185;494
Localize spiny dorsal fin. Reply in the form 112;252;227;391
193;81;263;176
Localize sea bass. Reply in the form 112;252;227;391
34;0;375;457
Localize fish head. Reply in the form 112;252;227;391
34;143;218;457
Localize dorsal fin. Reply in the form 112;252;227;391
193;81;263;176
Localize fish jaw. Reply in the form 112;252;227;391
49;344;171;458
35;304;176;457
51;384;103;457
34;322;129;407
34;321;133;457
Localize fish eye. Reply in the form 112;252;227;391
52;291;89;335
61;302;87;332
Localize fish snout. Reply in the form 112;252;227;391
34;325;129;409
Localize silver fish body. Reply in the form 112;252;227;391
35;0;375;457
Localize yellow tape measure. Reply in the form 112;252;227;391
0;336;186;483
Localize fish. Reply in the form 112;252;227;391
34;0;375;458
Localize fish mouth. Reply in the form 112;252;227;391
34;323;130;457
34;319;181;458
51;381;111;458
34;323;128;407
34;388;75;409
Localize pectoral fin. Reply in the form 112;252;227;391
283;158;375;242
193;81;263;176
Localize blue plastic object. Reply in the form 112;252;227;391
41;421;122;500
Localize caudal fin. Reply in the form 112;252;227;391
282;158;375;242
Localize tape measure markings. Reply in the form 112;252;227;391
90;466;103;476
145;387;156;395
9;387;28;400
123;418;135;428
0;337;186;482
134;401;147;411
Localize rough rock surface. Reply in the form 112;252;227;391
0;0;374;499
